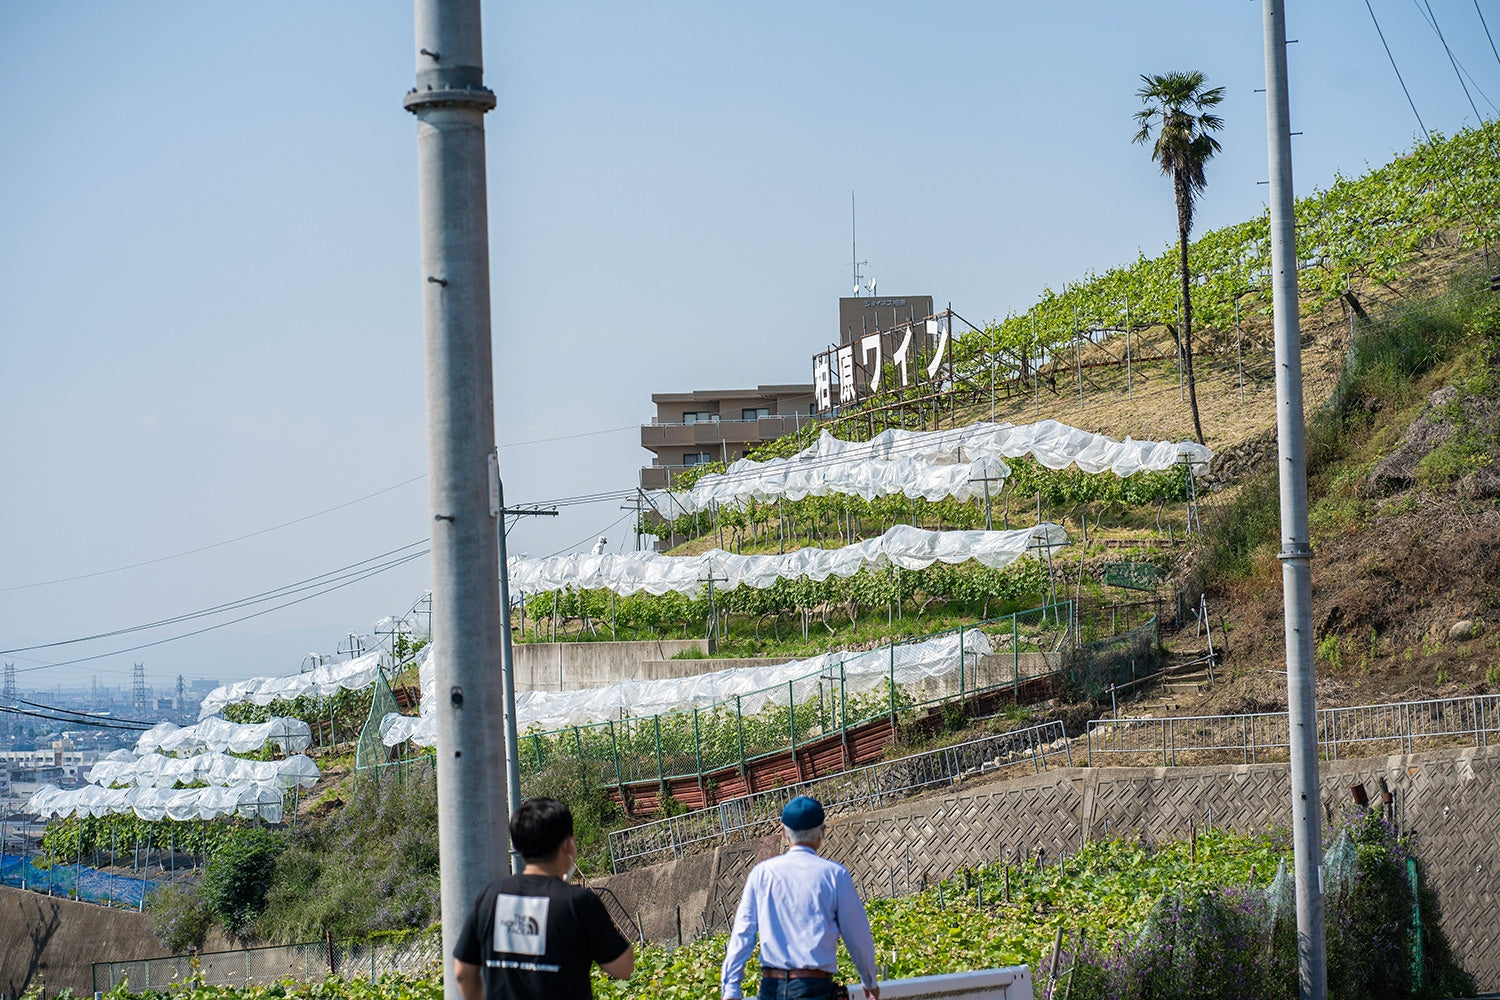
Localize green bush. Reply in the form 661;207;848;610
147;883;214;953
200;827;285;937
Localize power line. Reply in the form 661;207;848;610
0;703;153;732
1417;0;1485;119
0;475;428;593
14;696;159;728
1366;0;1431;142
1;425;635;594
499;424;636;449
1479;0;1500;71
536;512;634;561
0;540;430;654
10;548;429;674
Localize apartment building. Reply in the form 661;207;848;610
640;385;816;490
0;742;97;780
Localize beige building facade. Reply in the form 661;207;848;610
640;384;815;489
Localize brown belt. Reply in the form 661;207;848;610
762;969;832;980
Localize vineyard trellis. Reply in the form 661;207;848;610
362;603;1079;789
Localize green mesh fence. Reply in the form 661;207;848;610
355;672;401;770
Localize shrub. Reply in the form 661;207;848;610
147;884;214;953
200;827;285;937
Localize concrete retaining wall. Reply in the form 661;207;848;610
0;888;232;997
598;744;1500;991
511;640;796;691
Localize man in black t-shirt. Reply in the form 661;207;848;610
454;798;633;1000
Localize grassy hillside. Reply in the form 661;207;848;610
122;122;1500;957
1191;266;1500;714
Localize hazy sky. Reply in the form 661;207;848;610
2;2;1495;694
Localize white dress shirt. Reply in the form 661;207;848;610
720;845;879;999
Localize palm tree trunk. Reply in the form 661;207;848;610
1175;175;1206;446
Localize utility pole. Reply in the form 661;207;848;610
403;2;509;994
493;466;557;873
1262;3;1327;998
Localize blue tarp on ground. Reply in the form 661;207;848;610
0;853;157;907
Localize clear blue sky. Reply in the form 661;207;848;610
2;2;1495;693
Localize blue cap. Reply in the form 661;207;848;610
781;795;825;831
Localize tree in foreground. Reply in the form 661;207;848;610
1133;70;1225;446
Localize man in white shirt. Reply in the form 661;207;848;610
720;796;879;1000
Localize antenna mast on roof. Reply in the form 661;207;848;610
851;191;869;297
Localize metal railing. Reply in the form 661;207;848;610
93;931;442;992
608;719;1071;872
1086;693;1500;766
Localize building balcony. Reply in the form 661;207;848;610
640;414;814;451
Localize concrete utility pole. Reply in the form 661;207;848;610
403;2;509;996
496;478;524;875
1261;3;1328;998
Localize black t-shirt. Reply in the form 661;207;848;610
453;874;629;1000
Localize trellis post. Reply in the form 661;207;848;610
788;681;797;752
735;695;747;776
573;727;587;784
654;715;665;785
692;708;707;804
889;639;897;724
958;624;966;703
1013;613;1021;695
608;719;624;789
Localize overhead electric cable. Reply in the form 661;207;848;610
0;540;430;654
0;476;427;593
15;696;159;727
0;704;152;731
2;425;634;593
1366;0;1431;142
1479;0;1500;70
1417;0;1484;119
535;512;634;561
10;548;428;674
499;425;635;449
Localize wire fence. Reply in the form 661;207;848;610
93;932;444;993
607;718;1072;872
1085;692;1500;766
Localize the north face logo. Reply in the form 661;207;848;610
493;894;550;956
500;914;540;936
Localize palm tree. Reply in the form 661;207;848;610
1133;70;1225;446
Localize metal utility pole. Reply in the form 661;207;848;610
1262;2;1327;998
403;2;508;995
493;468;558;873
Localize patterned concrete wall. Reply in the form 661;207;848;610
600;744;1500;991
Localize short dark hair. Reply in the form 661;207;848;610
510;797;574;862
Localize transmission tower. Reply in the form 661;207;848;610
132;663;148;712
2;663;14;738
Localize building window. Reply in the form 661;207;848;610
742;407;771;421
683;411;718;425
682;452;713;466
